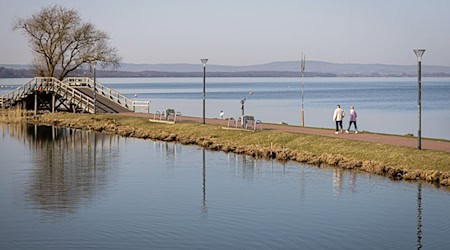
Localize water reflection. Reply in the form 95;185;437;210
152;141;208;215
6;124;120;216
153;141;182;174
299;166;305;200
331;168;358;197
350;172;356;193
333;168;343;197
226;153;263;181
202;148;207;215
417;182;422;249
1;124;449;249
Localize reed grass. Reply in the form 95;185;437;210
0;108;28;123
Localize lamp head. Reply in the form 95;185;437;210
200;59;208;67
414;49;425;62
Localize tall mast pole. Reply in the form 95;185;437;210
301;54;306;127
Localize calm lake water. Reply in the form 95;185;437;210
1;124;449;249
1;77;450;139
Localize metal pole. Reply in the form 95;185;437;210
301;54;306;127
200;58;208;124
202;65;206;124
93;62;97;114
301;75;304;127
418;60;422;150
414;49;425;150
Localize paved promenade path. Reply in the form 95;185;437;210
118;112;450;153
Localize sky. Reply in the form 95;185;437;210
1;0;450;66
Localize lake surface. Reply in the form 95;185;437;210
1;77;450;139
1;124;450;249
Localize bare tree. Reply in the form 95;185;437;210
13;5;121;80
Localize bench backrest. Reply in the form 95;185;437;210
166;109;175;115
243;115;255;122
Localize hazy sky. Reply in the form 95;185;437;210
1;0;449;66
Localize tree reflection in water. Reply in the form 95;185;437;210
12;124;120;216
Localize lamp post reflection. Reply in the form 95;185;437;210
417;182;422;249
202;148;208;215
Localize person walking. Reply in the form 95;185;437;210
219;110;225;119
346;105;358;134
332;104;345;134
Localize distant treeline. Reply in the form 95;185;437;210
0;67;34;78
2;67;450;78
91;70;337;77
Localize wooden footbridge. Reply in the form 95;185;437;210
0;77;150;114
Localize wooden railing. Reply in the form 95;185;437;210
42;77;95;113
0;78;34;108
64;77;149;112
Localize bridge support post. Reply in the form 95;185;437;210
34;92;38;115
52;93;56;113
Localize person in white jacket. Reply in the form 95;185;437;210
332;104;345;134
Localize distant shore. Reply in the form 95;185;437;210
2;68;450;78
3;60;450;78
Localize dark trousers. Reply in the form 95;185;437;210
348;121;358;131
335;120;343;131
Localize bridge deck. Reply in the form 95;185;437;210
73;87;130;113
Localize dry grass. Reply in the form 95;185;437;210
0;108;28;123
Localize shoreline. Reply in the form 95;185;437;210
1;109;450;188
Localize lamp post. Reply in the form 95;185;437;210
414;49;425;150
300;53;306;127
92;61;97;114
240;98;246;116
201;59;208;124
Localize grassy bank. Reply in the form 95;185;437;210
2;109;450;187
